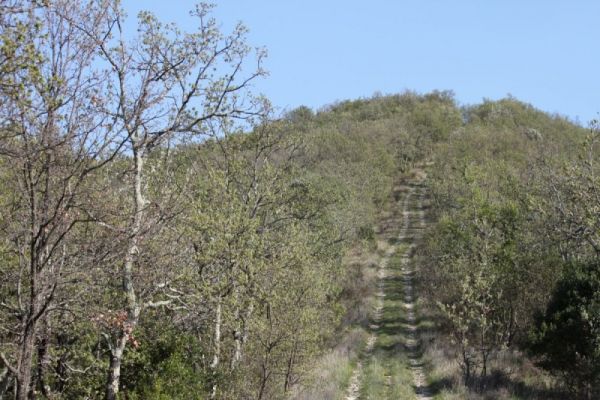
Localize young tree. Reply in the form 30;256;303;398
72;3;268;398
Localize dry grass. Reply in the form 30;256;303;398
290;327;369;400
290;240;382;399
410;168;428;182
290;180;412;399
339;247;380;328
416;299;567;400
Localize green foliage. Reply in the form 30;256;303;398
529;262;600;398
123;327;207;400
430;166;529;380
420;97;589;395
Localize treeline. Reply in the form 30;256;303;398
0;2;458;399
420;97;600;398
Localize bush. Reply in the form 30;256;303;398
528;261;600;399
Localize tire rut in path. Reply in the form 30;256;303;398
345;254;390;400
345;179;431;400
402;186;433;399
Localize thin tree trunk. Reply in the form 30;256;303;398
35;320;50;398
481;350;488;379
257;307;273;400
210;297;222;399
462;347;471;385
231;295;242;371
284;340;298;393
105;244;141;400
16;185;40;400
231;303;253;371
0;367;11;398
106;339;127;400
231;327;242;370
105;144;144;400
257;360;270;400
480;329;488;379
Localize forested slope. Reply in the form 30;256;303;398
1;2;599;399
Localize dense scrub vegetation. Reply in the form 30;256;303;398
1;2;599;399
420;99;599;398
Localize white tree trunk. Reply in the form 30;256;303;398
105;143;144;400
210;297;222;399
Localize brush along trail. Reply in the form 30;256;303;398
345;171;432;400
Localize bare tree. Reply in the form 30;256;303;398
0;1;127;398
63;3;268;398
1;1;267;398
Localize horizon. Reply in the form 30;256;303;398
121;1;600;126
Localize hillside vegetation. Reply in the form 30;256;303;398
419;99;597;399
1;2;598;399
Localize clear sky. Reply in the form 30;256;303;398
122;1;600;125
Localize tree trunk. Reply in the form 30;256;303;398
16;321;36;400
284;340;298;393
0;367;12;398
232;329;242;370
231;302;242;371
210;297;222;399
35;320;50;397
231;303;253;371
461;347;471;385
480;329;488;379
257;361;269;400
105;246;141;399
16;213;41;400
105;339;125;400
105;144;144;400
481;350;488;379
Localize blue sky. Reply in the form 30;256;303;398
122;1;600;125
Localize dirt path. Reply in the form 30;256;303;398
344;172;431;399
344;196;405;400
402;187;433;399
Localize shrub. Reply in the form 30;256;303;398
528;261;600;399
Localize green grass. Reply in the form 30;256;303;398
358;252;419;400
293;188;428;400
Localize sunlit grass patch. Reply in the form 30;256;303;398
290;327;369;400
